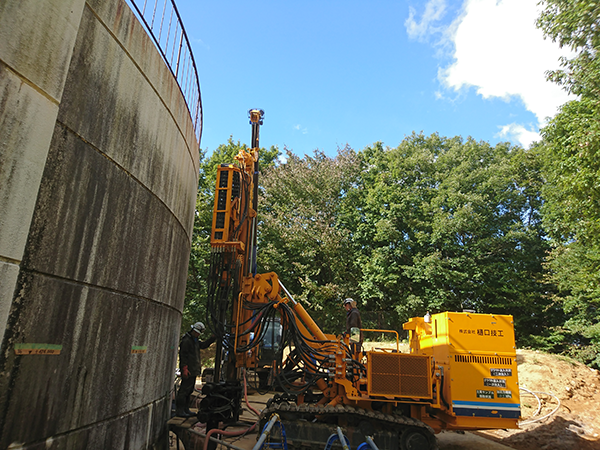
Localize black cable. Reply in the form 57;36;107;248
207;257;369;395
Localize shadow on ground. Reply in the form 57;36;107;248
476;415;600;450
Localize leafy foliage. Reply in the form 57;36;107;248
537;0;600;98
253;135;553;343
537;0;600;368
353;135;553;343
540;99;600;243
257;146;362;333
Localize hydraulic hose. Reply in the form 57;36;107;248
243;368;262;417
201;424;257;450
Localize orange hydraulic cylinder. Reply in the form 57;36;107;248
291;302;327;341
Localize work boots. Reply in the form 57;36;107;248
175;399;193;418
175;407;193;418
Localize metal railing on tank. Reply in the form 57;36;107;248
125;0;203;143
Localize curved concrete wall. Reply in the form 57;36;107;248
0;0;200;448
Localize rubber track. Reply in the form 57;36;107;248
259;402;437;449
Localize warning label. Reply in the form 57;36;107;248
497;390;513;399
131;346;148;354
477;390;495;399
484;378;507;388
14;344;62;355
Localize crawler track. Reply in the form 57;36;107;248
258;402;438;450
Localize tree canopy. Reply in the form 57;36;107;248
184;134;559;348
255;135;555;342
537;0;600;367
179;0;600;370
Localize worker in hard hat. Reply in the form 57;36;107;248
175;321;215;417
343;298;363;349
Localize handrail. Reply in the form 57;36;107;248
361;329;400;352
125;0;203;144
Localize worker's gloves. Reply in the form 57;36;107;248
182;365;190;378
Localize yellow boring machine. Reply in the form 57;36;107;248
197;110;521;450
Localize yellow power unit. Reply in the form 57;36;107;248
367;352;432;399
404;311;521;428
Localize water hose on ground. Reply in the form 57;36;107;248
519;387;561;425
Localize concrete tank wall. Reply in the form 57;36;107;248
0;0;200;448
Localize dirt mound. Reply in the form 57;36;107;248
478;349;600;450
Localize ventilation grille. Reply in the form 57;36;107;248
369;353;431;399
454;354;513;366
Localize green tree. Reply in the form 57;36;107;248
355;134;553;344
257;146;362;333
537;0;600;98
537;0;600;367
255;134;552;343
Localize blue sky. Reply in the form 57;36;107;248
175;0;572;157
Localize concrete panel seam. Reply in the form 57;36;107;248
83;1;198;170
55;121;193;244
7;394;171;449
0;60;60;106
0;256;21;266
19;265;183;316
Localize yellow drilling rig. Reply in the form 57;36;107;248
197;110;521;450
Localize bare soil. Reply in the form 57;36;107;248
477;349;600;450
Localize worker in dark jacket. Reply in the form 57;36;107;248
175;321;216;417
343;298;363;348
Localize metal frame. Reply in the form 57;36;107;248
125;0;203;143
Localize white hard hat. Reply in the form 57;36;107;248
343;298;354;305
192;322;205;334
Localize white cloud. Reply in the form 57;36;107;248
405;0;447;41
278;152;289;165
293;124;308;134
441;0;573;126
406;0;575;148
192;38;210;51
497;123;540;148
